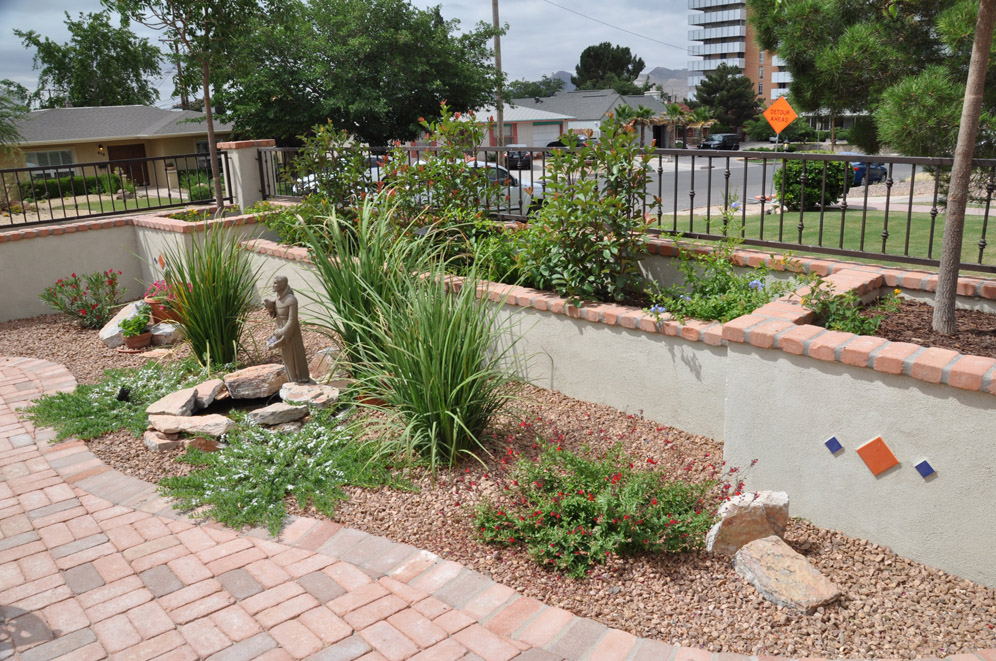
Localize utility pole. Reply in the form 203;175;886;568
492;0;504;166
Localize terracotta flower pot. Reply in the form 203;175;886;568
143;297;182;324
123;332;153;349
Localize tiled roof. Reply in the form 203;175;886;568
14;105;233;145
472;104;574;123
509;89;671;122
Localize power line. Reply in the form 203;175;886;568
538;0;687;52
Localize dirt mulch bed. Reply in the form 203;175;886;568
5;311;995;659
874;299;996;360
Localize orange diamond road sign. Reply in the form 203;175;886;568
763;96;797;135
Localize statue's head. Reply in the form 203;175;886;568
272;275;289;293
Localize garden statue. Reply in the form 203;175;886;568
263;275;311;383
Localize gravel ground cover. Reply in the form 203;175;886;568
2;308;995;658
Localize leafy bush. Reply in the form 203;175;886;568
160;411;403;534
474;442;714;578
514;113;652;304
20;173;124;200
647;237;802;323
39;269;124;329
26;360;207;441
835;128;852;143
285;122;373;212
119;306;151;337
160;225;263;365
253;197;341;247
167;206;242;222
188;183;212;202
744;145;797;153
773;150;847;211
801;280;902;335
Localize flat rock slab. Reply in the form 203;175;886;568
148;414;235;437
248;402;309;426
98;301;143;349
193;378;225;410
707;490;789;555
143;430;182;452
224;364;287;399
279;383;340;409
734;535;841;613
150;322;183;346
146;387;197;417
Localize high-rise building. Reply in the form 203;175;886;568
687;0;791;105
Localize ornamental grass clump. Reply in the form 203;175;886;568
39;269;124;329
474;442;715;578
159;225;263;365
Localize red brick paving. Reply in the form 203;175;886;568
1;356;993;661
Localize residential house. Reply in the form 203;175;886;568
5;105;233;189
472;104;575;147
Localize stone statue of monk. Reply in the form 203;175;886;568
263;275;310;383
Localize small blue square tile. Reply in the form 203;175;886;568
824;436;843;454
915;460;935;478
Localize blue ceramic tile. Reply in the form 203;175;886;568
824;436;843;454
915;460;935;478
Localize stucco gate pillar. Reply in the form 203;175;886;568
217;139;275;210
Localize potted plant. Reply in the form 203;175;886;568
120;308;153;349
143;280;184;323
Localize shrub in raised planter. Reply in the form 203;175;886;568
772;150;847;211
188;183;212;202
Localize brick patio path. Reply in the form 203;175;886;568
2;357;994;661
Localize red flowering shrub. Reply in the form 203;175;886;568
474;442;716;578
39;270;124;329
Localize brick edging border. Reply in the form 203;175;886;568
0;209;265;242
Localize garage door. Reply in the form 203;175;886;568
531;123;564;147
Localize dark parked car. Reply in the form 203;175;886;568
506;146;533;170
698;133;740;150
840;152;887;185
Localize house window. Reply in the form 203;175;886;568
502;124;514;141
760;51;765;64
758;80;764;94
195;140;211;169
25;150;73;172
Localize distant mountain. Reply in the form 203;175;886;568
636;67;692;102
551;71;575;92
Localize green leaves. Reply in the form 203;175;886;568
801;279;902;335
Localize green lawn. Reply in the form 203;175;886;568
649;209;996;274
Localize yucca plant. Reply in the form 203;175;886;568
161;225;263;365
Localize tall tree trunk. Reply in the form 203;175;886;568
933;0;996;334
492;0;503;167
202;59;225;215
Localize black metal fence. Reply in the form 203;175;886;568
259;144;995;274
0;152;233;227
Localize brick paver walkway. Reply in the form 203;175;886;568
2;357;994;661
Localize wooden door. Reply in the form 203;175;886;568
106;144;149;186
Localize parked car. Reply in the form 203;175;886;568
851;161;887;186
505;146;533;170
699;134;740;150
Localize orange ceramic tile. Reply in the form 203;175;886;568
856;436;899;476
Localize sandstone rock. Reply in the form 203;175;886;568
149;414;235;437
279;383;340;409
309;347;349;384
706;490;789;555
271;421;304;433
150;322;184;346
734;535;841;613
192;379;225;410
184;437;220;453
248;402;309;426
224;364;287;399
143;430;182;452
141;348;175;361
98;301;144;348
145;387;197;417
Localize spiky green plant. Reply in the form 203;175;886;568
160;224;263;365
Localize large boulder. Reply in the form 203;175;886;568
248;402;309;426
706;491;789;555
279;383;340;410
734;536;841;613
192;378;225;410
148;414;235;437
150;322;184;346
98;301;144;349
309;347;349;385
146;387;197;417
224;364;287;399
143;430;182;452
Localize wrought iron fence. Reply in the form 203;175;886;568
0;152;233;227
257;143;996;275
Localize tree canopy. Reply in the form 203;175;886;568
693;64;761;129
0;81;29;154
14;11;162;108
216;0;499;146
506;75;565;99
747;0;994;156
572;42;645;95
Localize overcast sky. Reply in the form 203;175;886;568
0;0;691;108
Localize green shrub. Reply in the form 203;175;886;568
474;442;715;578
647;236;802;323
188;183;212;201
514;113;652;304
119;307;151;337
38;269;124;329
835;128;852;143
19;173;123;200
773;150;847;211
801;279;902;335
285;122;373;212
160;411;404;534
254;197;341;247
160;225;263;365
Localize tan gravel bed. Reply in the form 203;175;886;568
4;311;995;659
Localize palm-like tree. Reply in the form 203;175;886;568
686;106;716;145
664;103;689;148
